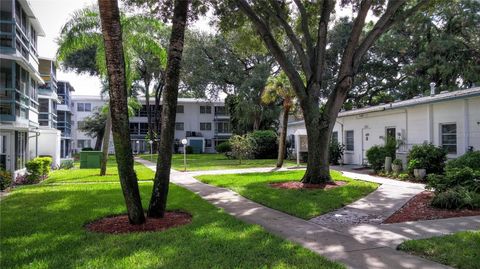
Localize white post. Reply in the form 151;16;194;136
149;140;153;161
181;138;188;172
295;134;300;167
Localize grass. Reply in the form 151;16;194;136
45;156;153;183
196;170;379;219
0;160;343;269
139;153;297;171
398;230;480;269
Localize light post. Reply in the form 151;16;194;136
181;138;188;172
135;140;139;155
148;140;153;161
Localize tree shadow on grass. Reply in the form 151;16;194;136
1;183;343;269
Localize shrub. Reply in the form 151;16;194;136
247;130;277;159
229;135;255;164
427;167;480;193
329;141;344;165
185;145;194;154
384;137;397;159
0;168;12;191
446;151;480;171
59;159;74;170
407;143;447;175
366;145;388;172
431;188;465;209
25;157;52;183
393;159;402;165
215;141;231;153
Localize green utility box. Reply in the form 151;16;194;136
189;139;203;153
80;151;102;169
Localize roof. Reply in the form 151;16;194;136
288;87;480;126
71;95;225;104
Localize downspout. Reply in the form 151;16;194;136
28;127;40;158
335;120;344;165
464;99;469;154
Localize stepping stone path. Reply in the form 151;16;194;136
136;158;480;269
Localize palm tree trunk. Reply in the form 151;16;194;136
147;0;190;218
276;105;290;168
145;80;153;144
98;0;145;224
100;112;111;176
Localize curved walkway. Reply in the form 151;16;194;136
136;158;480;269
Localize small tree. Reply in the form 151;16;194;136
229;135;255;164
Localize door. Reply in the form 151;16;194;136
386;127;396;143
0;131;12;171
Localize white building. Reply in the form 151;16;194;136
0;0;45;177
71;96;232;154
288;87;480;165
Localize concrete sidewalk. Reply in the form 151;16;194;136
136;158;479;269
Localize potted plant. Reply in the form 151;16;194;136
392;159;403;173
408;159;426;180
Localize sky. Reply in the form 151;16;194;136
29;0;358;97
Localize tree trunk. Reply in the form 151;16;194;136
94;127;104;151
153;82;163;152
147;0;189;218
276;105;290;168
99;112;111;176
98;0;145;225
145;80;153;144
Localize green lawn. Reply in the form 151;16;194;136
196;170;378;219
1;161;343;269
45;157;153;183
139;153;297;171
398;230;480;269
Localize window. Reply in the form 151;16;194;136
345;130;354;151
129;123;139;134
139;123;148;134
441;123;457;154
77;103;91;112
215;122;231;133
77;139;91;149
175;122;184;131
331;131;338;143
200;122;212;131
215;106;227;115
200;106;211;114
77;121;85;129
205;139;212;148
176;105;184;113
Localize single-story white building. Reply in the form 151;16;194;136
288;87;480;166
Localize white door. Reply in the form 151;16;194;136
0;131;13;171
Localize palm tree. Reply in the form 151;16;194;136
261;72;296;168
147;0;190;218
57;6;166;176
96;0;145;224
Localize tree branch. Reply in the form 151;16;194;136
353;0;431;72
312;0;334;83
235;0;306;99
293;0;314;57
268;0;312;78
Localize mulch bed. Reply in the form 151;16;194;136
384;191;480;224
269;181;346;190
85;211;192;234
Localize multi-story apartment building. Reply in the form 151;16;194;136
71;95;232;154
0;0;45;175
71;95;112;153
37;57;61;166
57;81;74;158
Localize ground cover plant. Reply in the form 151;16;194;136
0;162;344;269
196;170;378;219
139;153;297;171
398;230;480;269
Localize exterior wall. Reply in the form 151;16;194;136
288;94;480;166
37;128;61;167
